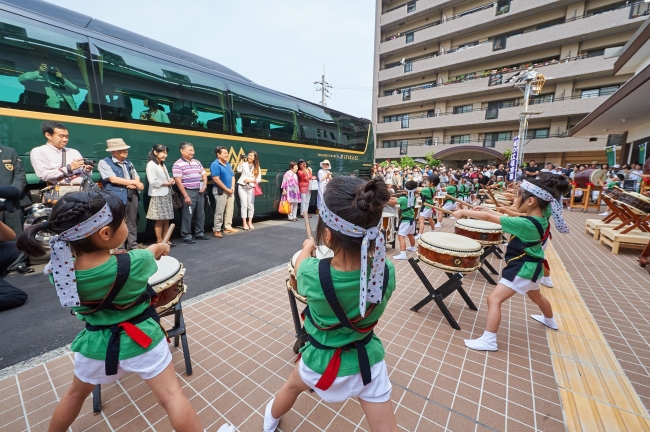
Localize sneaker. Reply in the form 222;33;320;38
213;231;223;238
406;246;417;252
195;235;211;240
393;252;407;260
224;228;239;233
414;234;421;240
435;223;442;228
464;337;498;351
598;212;609;216
540;276;554;288
182;238;195;244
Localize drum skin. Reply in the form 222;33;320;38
148;256;186;314
454;224;502;245
573;169;606;188
287;247;333;302
603;187;625;201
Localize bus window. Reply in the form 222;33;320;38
228;83;299;142
0;11;98;116
298;103;340;148
334;114;368;152
89;39;228;131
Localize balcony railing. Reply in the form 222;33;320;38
379;53;600;97
382;1;497;42
380;1;644;70
378;93;611;127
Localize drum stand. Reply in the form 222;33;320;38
287;280;308;354
476;245;502;285
91;301;193;414
570;185;603;212
408;258;478;330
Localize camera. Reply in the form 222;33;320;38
47;66;59;76
83;158;96;168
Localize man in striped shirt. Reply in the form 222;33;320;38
172;142;211;244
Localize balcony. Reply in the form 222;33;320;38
378;4;644;83
376;95;608;134
377;55;617;109
375;135;609;160
379;0;579;57
380;0;457;28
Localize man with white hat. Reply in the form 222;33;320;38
98;138;144;249
317;159;332;208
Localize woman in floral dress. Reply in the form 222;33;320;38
281;161;301;221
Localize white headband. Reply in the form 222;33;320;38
520;181;569;234
319;200;386;317
45;203;114;307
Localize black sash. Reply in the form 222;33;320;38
502;217;545;282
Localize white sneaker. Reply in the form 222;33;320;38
263;398;281;432
406;246;417;252
464;337;498;351
217;424;235;432
435;223;442;228
540;276;554;288
531;314;559;330
449;216;456;220
393;252;407;260
414;234;421;240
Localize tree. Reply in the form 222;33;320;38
399;156;416;169
424;152;442;168
502;148;512;162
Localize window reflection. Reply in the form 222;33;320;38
91;39;228;131
0;12;97;115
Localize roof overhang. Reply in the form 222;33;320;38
614;16;650;75
433;146;504;159
569;63;650;137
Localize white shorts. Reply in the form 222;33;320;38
74;338;172;385
398;220;416;236
443;202;457;211
298;359;392;403
420;207;434;219
499;276;540;295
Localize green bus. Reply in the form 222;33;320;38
0;0;374;233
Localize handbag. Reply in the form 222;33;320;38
309;179;319;191
41;149;68;205
164;169;184;210
278;195;291;214
254;183;263;196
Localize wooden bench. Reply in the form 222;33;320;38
599;228;650;254
585;219;620;240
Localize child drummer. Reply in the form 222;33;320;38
263;177;398;432
452;175;570;351
390;180;418;260
416;174;441;239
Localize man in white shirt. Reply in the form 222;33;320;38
30;121;91;186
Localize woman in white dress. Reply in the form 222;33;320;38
317;159;332;209
236;150;262;230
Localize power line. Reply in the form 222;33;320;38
313;68;332;107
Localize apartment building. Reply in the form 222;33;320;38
372;0;650;167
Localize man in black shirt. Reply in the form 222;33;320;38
525;160;539;179
493;163;507;180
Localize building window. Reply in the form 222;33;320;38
384;90;394;97
526;128;549;139
427;110;435;117
450;134;470;144
402;88;411;101
407;1;416;13
383;114;409;123
452;104;473;114
496;0;510;15
530;94;553;105
587;49;605;58
580;85;619;99
405;32;414;43
483;132;512;147
404;61;412;73
493;35;507;51
496;99;517;108
382;139;408;148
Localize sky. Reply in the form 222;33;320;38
47;0;376;119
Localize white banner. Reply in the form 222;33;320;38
508;136;519;182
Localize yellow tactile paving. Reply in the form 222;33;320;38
544;243;650;431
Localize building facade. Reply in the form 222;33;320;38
372;0;650;167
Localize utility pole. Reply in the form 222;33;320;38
512;69;545;169
314;69;331;106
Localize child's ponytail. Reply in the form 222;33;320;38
18;222;50;257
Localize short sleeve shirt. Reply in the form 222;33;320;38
296;258;396;376
525;166;539;177
397;196;415;218
209;159;234;190
68;250;164;360
172;158;205;189
500;215;548;280
445;185;457;203
420;187;435;204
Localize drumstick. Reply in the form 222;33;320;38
162;223;175;244
444;194;477;209
484;187;502;208
302;211;316;257
423;203;454;215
